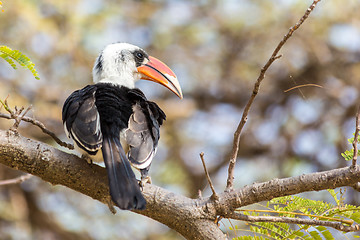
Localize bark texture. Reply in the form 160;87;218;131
1;129;360;239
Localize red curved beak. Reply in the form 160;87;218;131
137;56;183;99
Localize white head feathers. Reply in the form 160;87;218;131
92;43;148;88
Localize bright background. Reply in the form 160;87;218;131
0;0;360;239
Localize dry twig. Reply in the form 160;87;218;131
225;0;322;191
284;83;324;93
0;174;32;186
226;212;360;233
236;208;353;225
200;152;218;200
352;105;360;166
0;99;74;150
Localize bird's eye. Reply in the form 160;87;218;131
136;52;144;59
134;51;147;67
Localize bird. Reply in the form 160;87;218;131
62;43;182;210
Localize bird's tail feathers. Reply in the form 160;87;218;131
102;136;146;210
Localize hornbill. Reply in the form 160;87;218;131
62;43;182;210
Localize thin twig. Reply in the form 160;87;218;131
284;83;324;93
236;208;353;225
352;105;360;166
12;105;31;130
0;174;32;186
197;189;203;199
0;100;74;150
0;94;9;111
225;0;322;191
215;216;223;226
227;218;237;236
200;152;218;200
226;212;360;233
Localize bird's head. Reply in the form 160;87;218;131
92;43;182;99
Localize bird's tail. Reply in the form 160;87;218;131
102;136;146;210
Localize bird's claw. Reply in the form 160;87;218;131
106;197;117;214
139;176;152;190
81;154;93;165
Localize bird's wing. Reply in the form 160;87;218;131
62;85;103;153
125;101;166;170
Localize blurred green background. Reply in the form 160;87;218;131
1;0;360;239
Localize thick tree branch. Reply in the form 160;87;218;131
1;129;360;239
0;130;225;240
226;0;322;191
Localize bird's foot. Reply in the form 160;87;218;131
139;176;152;190
81;154;93;165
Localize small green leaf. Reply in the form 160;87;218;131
0;45;40;79
327;189;340;205
350;211;360;223
341;150;353;161
321;230;335;240
309;230;322;240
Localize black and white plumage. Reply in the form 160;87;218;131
62;43;182;210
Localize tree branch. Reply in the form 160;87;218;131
352;105;360;166
0;173;32;186
200;152;218;200
225;212;360;233
1;129;360;239
0;130;225;240
226;0;322;191
220;166;360;212
0;100;74;150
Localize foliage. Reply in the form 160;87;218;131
0;45;40;80
341;136;360;161
233;189;360;240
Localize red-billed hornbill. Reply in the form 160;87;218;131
62;43;182;210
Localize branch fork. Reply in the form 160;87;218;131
0;98;74;150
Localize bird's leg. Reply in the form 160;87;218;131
139;168;151;189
